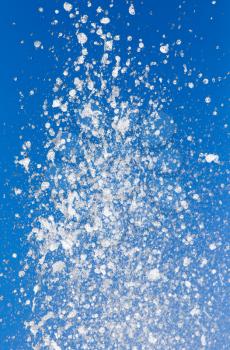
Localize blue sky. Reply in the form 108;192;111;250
0;1;229;349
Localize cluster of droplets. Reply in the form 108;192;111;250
11;1;229;349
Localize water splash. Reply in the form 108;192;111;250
10;1;229;349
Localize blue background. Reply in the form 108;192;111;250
0;0;229;348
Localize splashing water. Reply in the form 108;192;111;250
8;1;229;349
